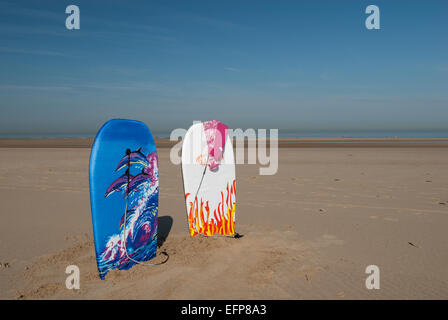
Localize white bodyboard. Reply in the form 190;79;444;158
181;121;236;236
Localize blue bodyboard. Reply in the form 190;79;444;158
89;119;159;279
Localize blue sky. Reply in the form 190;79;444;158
0;0;447;136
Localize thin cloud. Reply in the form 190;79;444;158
193;15;250;31
0;84;72;91
0;81;165;93
0;47;65;56
224;67;240;72
0;3;61;21
0;23;71;36
102;67;152;76
268;82;299;88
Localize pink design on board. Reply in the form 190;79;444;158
203;120;229;171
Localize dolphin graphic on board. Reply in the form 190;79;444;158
127;170;151;194
115;147;149;171
104;170;134;197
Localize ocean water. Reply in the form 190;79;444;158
0;133;94;139
277;130;448;138
154;129;448;139
2;130;448;139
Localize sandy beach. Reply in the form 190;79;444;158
1;139;448;299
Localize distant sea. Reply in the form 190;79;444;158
276;130;448;138
1;130;448;139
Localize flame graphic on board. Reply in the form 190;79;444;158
185;179;236;236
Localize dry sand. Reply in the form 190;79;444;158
0;142;448;299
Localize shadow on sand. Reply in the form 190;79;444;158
157;216;173;248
